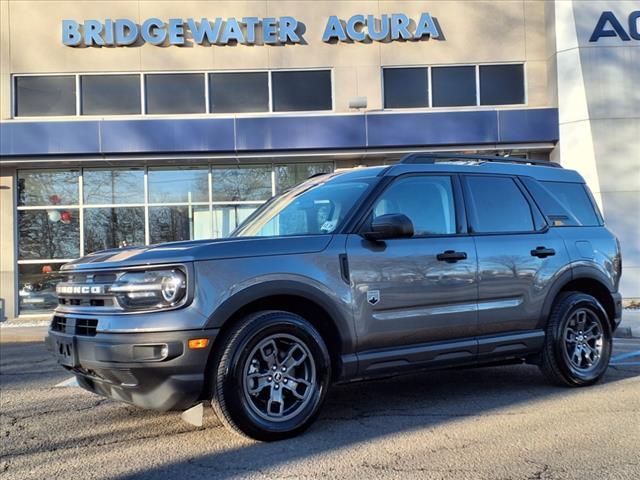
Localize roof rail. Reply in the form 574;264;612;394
398;153;562;168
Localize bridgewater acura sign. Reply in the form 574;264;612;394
62;13;442;46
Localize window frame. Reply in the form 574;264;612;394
12;68;334;119
460;174;547;236
355;173;468;238
381;62;527;111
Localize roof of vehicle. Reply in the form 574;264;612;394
318;154;584;183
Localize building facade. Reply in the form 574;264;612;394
0;0;638;320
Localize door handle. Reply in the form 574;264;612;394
530;246;556;258
436;250;468;263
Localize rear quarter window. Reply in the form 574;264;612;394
540;181;601;226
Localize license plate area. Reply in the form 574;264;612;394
55;337;77;368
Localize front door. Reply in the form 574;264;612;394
346;174;478;374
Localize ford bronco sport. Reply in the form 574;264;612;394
46;153;623;441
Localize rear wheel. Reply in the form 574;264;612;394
211;311;331;441
540;292;612;387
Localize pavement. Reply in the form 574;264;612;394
1;334;640;479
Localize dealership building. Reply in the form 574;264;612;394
0;0;638;319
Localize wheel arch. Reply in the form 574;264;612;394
539;267;617;331
204;281;354;383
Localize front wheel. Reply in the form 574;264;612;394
540;292;612;387
211;311;331;441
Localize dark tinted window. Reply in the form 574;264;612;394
83;168;144;204
83;207;145;253
466;176;534;232
431;66;476;107
212;166;272;201
272;70;332;112
145;74;205;114
373;176;456;235
15;76;76;116
18;263;65;313
18;209;80;259
149;205;211;243
17;169;79;206
383;68;428;108
541;181;600;226
81;74;141;115
275;163;333;193
210;72;269;113
479;64;525;105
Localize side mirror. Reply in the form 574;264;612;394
363;214;414;241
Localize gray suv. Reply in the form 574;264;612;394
46;154;623;441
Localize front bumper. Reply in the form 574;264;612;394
45;328;218;411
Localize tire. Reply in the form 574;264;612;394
211;310;331;441
540;292;612;387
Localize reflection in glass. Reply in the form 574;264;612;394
15;75;76;117
149;206;211;244
212;166;272;201
145;73;205;114
17;169;79;206
148;167;209;203
84;207;145;253
83;168;144;204
275;163;333;193
18;209;80;260
210;72;269;113
81;75;141;115
383;68;429;109
272;70;332;112
431;66;477;107
18;263;65;313
213;205;258;238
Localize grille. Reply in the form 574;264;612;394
51;316;98;336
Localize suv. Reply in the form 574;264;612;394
46;153;623;441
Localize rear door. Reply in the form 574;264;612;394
347;174;478;371
461;174;570;341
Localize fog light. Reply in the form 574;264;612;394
188;338;209;349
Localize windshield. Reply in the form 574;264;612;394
232;176;375;237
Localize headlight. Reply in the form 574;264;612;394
110;268;187;310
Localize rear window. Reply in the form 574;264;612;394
540;181;601;226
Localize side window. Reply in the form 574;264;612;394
372;176;456;236
540;181;601;226
465;176;534;233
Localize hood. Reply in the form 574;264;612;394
61;235;333;271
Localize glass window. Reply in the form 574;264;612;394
210;72;269;113
272;70;332;112
431;66;476;107
540;181;601;226
18;170;79;206
18;209;80;260
14;75;76;117
81;74;141;115
233;178;374;237
148;167;209;203
145;73;205;114
465;176;534;232
383;68;429;109
213;205;259;238
149;205;211;244
373;176;456;235
275;163;333;193
479;64;525;106
83;168;144;204
18;263;65;313
212;166;272;201
83;207;145;253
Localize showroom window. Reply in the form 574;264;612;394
271;70;333;112
382;63;525;109
14;75;76;117
16;162;334;314
81;74;141;115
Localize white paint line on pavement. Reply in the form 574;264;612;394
55;377;80;388
611;362;640;366
610;350;640;362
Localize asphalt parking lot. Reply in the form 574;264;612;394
1;338;639;480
